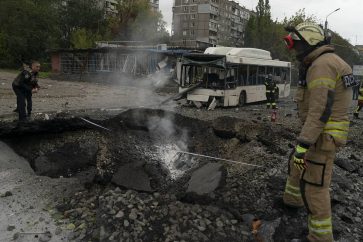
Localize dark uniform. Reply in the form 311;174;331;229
12;67;39;121
264;75;278;109
353;85;363;118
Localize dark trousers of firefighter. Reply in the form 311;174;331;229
354;101;362;117
283;134;336;242
266;92;276;108
12;84;32;120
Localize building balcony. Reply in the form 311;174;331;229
209;27;218;32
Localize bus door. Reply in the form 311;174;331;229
225;67;238;89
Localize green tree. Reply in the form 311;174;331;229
70;28;101;49
244;15;257;47
57;0;107;48
110;0;170;43
244;0;273;49
130;8;170;43
0;0;60;67
282;9;317;27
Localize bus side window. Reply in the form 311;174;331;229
281;67;289;83
239;65;248;85
258;66;266;84
267;66;273;82
249;65;258;85
274;67;282;83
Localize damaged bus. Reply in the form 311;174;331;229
178;47;291;107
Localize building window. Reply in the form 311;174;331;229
191;14;196;19
191;22;195;27
183;31;187;36
209;22;217;29
183;6;188;12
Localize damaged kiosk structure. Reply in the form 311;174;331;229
177;47;292;107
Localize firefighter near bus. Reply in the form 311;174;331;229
353;83;363;118
264;74;278;109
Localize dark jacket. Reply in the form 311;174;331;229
264;79;278;93
12;68;39;92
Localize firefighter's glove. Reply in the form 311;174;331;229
293;144;308;171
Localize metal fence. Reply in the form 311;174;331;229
59;50;160;75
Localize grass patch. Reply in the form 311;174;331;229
0;68;19;74
38;72;51;78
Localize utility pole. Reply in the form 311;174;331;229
324;8;340;34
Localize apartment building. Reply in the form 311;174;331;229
101;0;118;16
99;0;159;16
355;45;363;56
149;0;160;11
172;0;252;48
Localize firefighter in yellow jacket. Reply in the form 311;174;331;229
282;22;356;242
353;84;363;118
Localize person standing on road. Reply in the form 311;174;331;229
282;22;356;242
264;74;278;109
12;60;40;121
352;78;360;100
353;83;363;118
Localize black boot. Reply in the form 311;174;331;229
273;197;302;216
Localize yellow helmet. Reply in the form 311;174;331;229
291;22;325;46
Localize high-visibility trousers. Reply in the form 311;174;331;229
283;134;336;242
266;92;276;108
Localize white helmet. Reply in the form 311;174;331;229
284;22;326;49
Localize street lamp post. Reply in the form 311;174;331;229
324;8;340;32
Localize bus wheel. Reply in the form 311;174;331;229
239;91;246;107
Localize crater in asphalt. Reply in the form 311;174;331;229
0;108;276;194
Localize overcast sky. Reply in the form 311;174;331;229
159;0;363;45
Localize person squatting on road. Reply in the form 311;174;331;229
353;83;363;118
12;61;40;121
264;74;278;109
282;22;357;242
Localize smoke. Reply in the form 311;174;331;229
101;46;192;178
126;104;194;179
146;112;193;179
156;144;197;180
